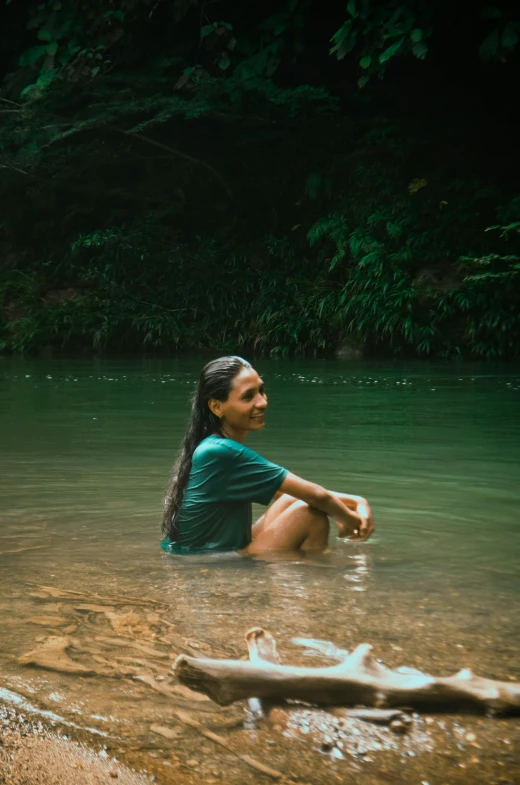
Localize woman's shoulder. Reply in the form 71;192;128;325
193;436;262;466
193;435;239;463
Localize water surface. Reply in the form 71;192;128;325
1;358;519;783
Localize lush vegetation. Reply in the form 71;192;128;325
1;0;519;358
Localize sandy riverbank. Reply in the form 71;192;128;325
0;707;154;785
2;696;520;785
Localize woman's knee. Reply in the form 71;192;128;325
290;499;328;526
303;504;329;535
247;499;329;553
301;507;329;550
290;499;320;513
311;508;329;532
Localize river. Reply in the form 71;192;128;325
1;357;519;784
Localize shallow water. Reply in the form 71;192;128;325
1;357;519;783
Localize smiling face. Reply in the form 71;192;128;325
208;366;267;442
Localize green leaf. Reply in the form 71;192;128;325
113;10;125;21
502;21;518;49
54;18;71;40
19;82;38;98
19;45;48;66
479;28;499;61
378;37;405;63
20;68;57;98
386;6;404;28
200;24;214;38
358;75;369;88
91;66;100;76
37;29;52;42
347;0;357;18
360;54;371;69
218;56;231;70
46;41;58;55
480;6;502;19
384;24;408;39
412;41;428;59
330;21;356;60
410;28;422;43
234;61;257;79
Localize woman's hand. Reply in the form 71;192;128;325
334;508;364;539
353;499;374;541
333;494;374;542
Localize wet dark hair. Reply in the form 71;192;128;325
162;356;252;540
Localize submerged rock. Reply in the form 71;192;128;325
18;636;96;675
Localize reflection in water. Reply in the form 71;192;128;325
291;638;349;661
344;552;370;592
0;359;519;783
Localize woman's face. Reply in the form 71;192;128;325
209;366;268;439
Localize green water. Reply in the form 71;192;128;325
1;357;519;782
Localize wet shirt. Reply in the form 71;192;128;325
161;435;288;554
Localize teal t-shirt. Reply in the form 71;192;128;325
161;435;288;555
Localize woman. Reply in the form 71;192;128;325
161;356;374;555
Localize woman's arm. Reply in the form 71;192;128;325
279;473;374;541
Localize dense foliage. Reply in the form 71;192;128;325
1;0;519;358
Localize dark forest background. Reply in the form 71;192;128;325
1;0;519;359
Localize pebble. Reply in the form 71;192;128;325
389;719;409;735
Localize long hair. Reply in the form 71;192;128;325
162;356;252;540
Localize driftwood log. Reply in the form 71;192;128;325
175;628;520;716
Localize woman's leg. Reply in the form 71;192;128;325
252;494;299;538
246;499;330;554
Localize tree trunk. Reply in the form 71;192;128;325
174;628;520;715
